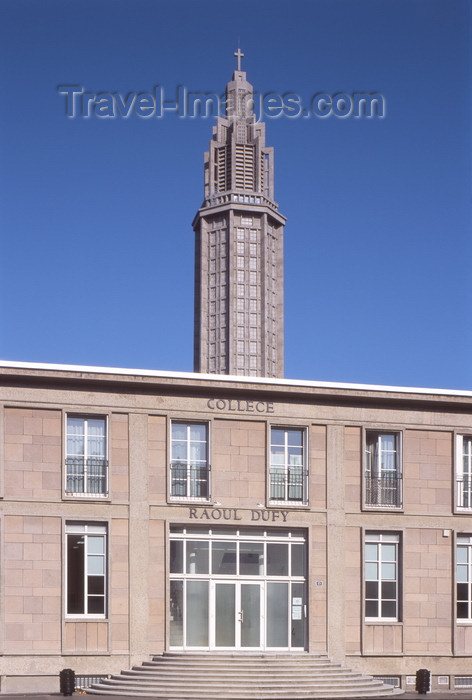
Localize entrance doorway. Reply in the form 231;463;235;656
169;526;307;651
214;581;261;648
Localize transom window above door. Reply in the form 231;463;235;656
170;528;306;578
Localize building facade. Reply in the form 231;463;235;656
193;52;285;378
2;361;472;692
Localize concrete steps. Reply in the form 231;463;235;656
87;652;403;698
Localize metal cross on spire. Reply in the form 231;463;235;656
234;47;244;71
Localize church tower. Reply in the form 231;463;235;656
193;50;286;377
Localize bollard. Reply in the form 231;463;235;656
415;668;430;694
59;668;76;696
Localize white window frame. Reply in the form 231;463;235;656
65;415;109;498
365;431;402;508
457;535;472;621
269;427;307;505
364;532;400;622
170;421;210;502
65;522;107;619
456;436;472;510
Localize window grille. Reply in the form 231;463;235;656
373;676;401;688
75;675;109;689
455;676;472;688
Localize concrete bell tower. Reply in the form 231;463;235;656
193;50;286;377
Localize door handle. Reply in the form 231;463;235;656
238;610;244;623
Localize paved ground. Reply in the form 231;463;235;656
0;693;472;700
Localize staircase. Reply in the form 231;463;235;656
87;652;403;698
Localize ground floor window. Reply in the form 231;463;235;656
169;526;307;650
66;522;107;617
365;531;400;621
457;535;472;620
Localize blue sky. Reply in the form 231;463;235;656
0;0;471;389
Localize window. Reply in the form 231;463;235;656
365;532;400;621
365;431;402;507
66;416;108;497
171;422;209;500
456;436;472;509
457;535;472;620
66;522;107;617
270;428;306;503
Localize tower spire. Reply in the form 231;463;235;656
193;56;286;378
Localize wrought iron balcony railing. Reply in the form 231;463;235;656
365;475;402;508
457;477;472;508
170;462;210;499
269;469;306;503
65;457;108;495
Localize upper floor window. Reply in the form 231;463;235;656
365;532;400;621
456;436;472;509
269;428;307;504
66;416;108;497
66;522;107;618
171;422;209;500
365;431;402;508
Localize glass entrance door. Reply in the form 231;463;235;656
240;583;261;647
170;526;307;651
214;582;262;649
214;583;235;647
